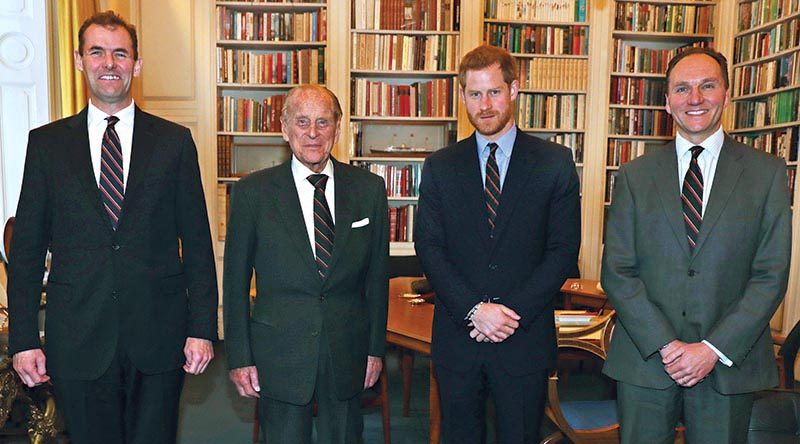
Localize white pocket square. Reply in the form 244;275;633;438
351;218;370;228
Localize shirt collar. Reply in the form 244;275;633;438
87;99;136;128
291;155;334;184
675;126;724;160
476;125;517;158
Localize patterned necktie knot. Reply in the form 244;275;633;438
307;173;328;191
106;115;120;127
690;145;704;159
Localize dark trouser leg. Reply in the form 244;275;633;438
617;381;681;444
682;379;753;444
484;364;547;444
434;362;488;444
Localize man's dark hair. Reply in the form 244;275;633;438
666;47;729;89
78;10;139;60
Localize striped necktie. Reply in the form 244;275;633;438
308;174;334;278
485;143;501;233
681;145;704;251
100;116;124;230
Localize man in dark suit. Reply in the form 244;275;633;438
7;10;218;444
224;85;389;444
602;47;792;443
414;45;581;443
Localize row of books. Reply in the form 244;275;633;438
352;0;460;31
734;18;800;64
351;78;455;118
389;204;416;242
608;108;674;137
484;0;587;22
351;33;459;71
352;162;423;197
612;41;708;74
606;139;649;167
217;136;235;178
216;7;326;42
734;127;799;162
610;76;667;106
605;170;619;204
734;89;800;129
546;133;584;163
484;24;589;56
614;2;714;34
517;93;585;130
519;58;587;91
218;94;286;133
738;0;800;32
216;48;325;85
732;52;799;97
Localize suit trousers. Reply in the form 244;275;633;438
257;329;363;444
52;349;185;444
435;348;547;444
618;379;754;444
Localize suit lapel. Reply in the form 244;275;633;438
692;138;744;256
491;132;536;247
651;143;692;258
325;159;354;277
118;107;157;230
456;135;492;252
272;161;319;275
65;109;113;229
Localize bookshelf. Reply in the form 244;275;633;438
603;0;717;220
347;0;461;256
214;1;328;241
482;0;590;184
730;0;800;203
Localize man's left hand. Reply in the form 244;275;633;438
364;355;382;389
663;342;717;387
184;337;214;375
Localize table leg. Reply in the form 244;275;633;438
429;361;440;444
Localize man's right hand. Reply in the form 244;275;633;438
229;365;261;398
12;349;50;387
469;302;521;342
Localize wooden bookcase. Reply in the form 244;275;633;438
603;0;718;230
482;0;591;185
729;0;800;203
346;0;462;256
214;1;329;241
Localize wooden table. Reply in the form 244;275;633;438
386;293;439;444
561;278;610;310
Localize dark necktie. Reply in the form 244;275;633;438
485;143;501;232
308;174;334;278
100;116;124;230
681;145;704;250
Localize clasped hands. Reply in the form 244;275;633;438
468;302;521;343
659;339;718;388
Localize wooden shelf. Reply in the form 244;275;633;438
614;0;717;5
350;69;458;78
216;40;326;48
607;134;673;140
519;88;587;94
349;116;457;122
732;84;800;102
609;104;666;110
351;29;459;35
511;53;588;59
217;83;298;90
612;31;714;42
733;46;800;69
390;242;416;256
610;71;666;78
521;127;585;133
350;156;427;162
729;121;800;134
483;18;588;26
217;131;284;137
215;1;327;12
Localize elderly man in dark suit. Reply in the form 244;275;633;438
7;10;218;444
414;44;581;443
602;47;792;443
224;84;389;444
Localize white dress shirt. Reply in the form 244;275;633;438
674;126;732;367
291;156;335;255
87;100;135;190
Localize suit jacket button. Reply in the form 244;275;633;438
489;264;498;270
319;295;325;301
311;331;319;337
688;269;696;277
112;244;120;251
111;290;118;299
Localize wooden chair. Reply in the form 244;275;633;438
251;360;391;444
773;319;800;389
542;312;686;444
